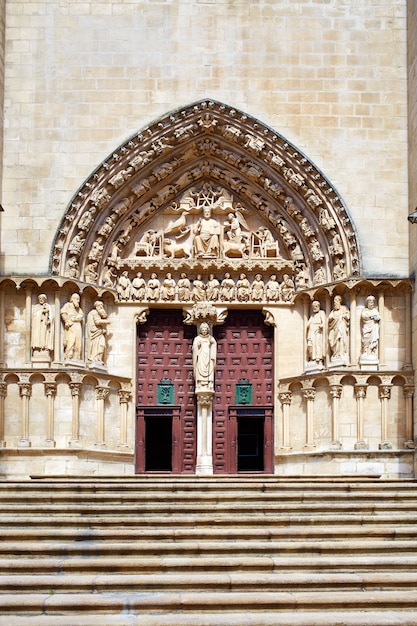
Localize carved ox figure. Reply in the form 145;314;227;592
163;238;192;258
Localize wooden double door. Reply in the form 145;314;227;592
136;309;274;474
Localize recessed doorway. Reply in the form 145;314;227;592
237;416;264;472
145;414;172;472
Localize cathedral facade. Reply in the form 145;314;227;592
0;0;416;479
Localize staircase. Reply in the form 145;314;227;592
1;476;417;625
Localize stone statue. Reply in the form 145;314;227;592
361;295;380;357
251;274;265;301
220;273;235;302
117;271;132;301
236;273;250;302
306;300;326;366
147;273;161;301
328;295;350;362
206;274;220;301
280;274;295;302
192;274;206;302
178;273;192;302
87;300;110;366
161;273;176;301
192;322;217;391
266;275;280;302
131;272;146;301
193;207;221;257
31;294;53;357
61;293;84;361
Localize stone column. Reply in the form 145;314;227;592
350;290;357;366
44;381;57;447
95;386;109;447
378;384;392;449
0;289;6;367
0;382;6;447
378;291;385;366
53;290;61;365
68;381;82;446
196;391;213;475
329;384;343;449
404;384;415;449
354;384;368;449
25;287;32;365
278;391;292;451
118;389;131;449
404;290;412;370
303;387;316;450
18;380;32;447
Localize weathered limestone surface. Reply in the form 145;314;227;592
0;0;409;277
0;477;417;624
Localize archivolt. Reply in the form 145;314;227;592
51;99;360;291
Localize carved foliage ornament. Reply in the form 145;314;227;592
52;99;359;295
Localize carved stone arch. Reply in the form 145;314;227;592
52;99;360;297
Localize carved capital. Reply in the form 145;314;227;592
69;382;81;397
0;383;7;398
403;384;414;399
303;387;316;401
354;384;367;400
96;386;110;401
196;392;213;408
329;385;342;400
18;383;32;398
279;391;292;406
118;390;132;404
44;382;57;397
378;385;392;401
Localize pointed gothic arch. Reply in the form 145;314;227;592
51;99;360;298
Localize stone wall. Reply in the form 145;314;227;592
0;0;409;277
408;1;417;440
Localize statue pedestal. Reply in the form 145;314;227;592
359;355;379;371
195;390;214;476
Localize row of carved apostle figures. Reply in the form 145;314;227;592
114;270;296;303
306;295;381;367
31;294;110;367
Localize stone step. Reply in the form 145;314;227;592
2;611;417;626
0;590;417;615
2;501;417;515
1;511;417;528
2;482;417;498
0;524;415;541
2;478;417;496
2;554;417;574
0;539;416;557
2;571;417;593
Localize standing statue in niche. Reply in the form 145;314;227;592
192;322;217;391
361;295;380;357
61;293;84;361
31;294;54;359
328;294;350;363
87;300;110;367
193;207;221;258
306;300;326;368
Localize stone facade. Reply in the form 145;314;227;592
0;0;415;478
